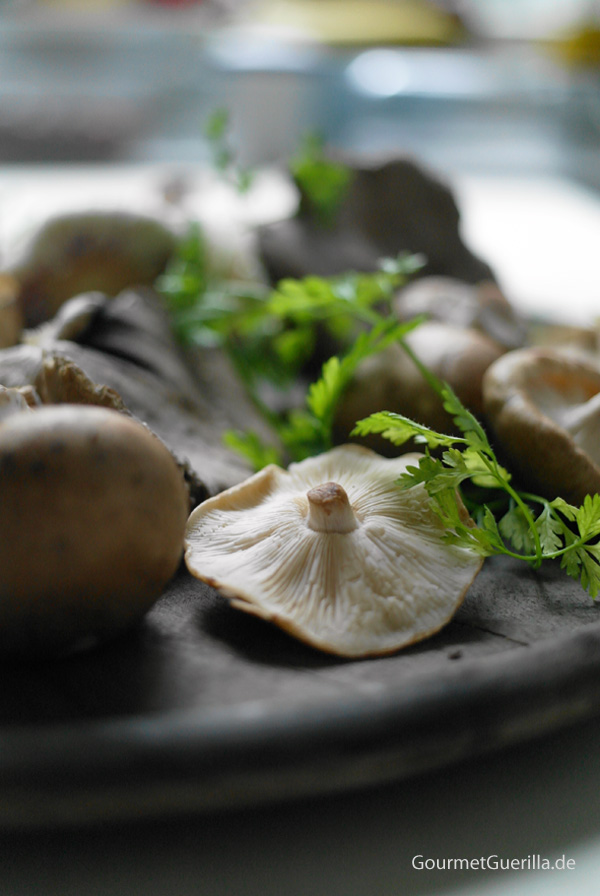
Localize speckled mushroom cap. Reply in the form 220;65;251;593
483;347;600;505
184;444;483;657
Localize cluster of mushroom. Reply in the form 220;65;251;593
3;186;600;663
0;210;191;658
334;275;528;446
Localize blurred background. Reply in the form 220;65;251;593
0;0;597;182
0;0;598;319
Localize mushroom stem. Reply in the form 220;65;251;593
306;482;358;534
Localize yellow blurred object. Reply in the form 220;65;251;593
36;0;131;7
251;0;467;46
548;19;600;68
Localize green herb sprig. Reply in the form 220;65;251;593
158;222;424;398
225;315;423;468
203;108;254;193
289;131;353;225
353;378;600;597
158;127;600;598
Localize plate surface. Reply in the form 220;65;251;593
2;555;600;829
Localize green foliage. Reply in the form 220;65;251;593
230;318;421;468
222;430;282;471
354;387;600;598
288;131;353;225
158;124;600;599
158;222;424;414
203;108;254;193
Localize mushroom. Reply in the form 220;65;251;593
0;403;189;658
0;273;23;348
25;291;108;347
483;347;600;504
3;210;177;326
334;320;505;449
258;156;494;286
0;384;35;420
185;444;483;657
393;276;528;350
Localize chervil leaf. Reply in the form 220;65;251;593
441;447;507;489
578;547;600;599
440;383;490;452
550;496;579;522
289;130;353;225
353;412;467;451
302;319;416;455
204;107;254;192
306;355;341;421
397;455;452;491
535;503;565;554
499;505;536;554
575;493;600;541
480;506;506;551
222;430;282;472
559;526;582;578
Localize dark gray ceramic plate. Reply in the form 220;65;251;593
2;555;600;829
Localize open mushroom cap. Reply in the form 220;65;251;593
185;444;483;657
483;347;600;504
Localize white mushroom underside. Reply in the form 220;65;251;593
185;446;482;656
538;388;600;467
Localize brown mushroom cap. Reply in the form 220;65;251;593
185;444;483;657
393;276;528;350
0;404;189;657
5;210;177;326
483;347;600;504
334;320;504;448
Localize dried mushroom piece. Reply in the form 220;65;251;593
0;384;35;420
483;347;600;505
258;156;494;286
34;353;128;411
185;445;483;657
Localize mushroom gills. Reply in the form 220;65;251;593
553;390;600;466
184;445;483;657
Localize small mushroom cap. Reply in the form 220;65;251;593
394;276;527;349
185;445;483;657
334;321;504;448
5;210;177;326
483;347;600;504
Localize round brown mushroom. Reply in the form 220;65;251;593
483;347;600;504
393;276;528;350
4;210;177;326
0;403;189;658
334;320;505;449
